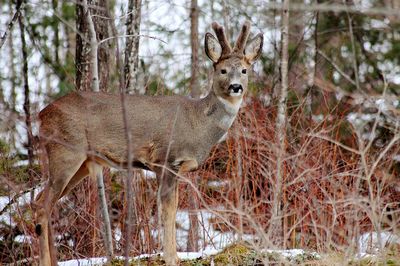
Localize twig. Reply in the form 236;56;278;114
344;1;360;91
263;2;400;17
0;1;24;49
316;49;356;86
0;185;42;216
98;34;167;46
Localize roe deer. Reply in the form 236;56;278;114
34;21;263;266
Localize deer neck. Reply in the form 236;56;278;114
200;89;242;132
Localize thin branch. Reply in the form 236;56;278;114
263;2;400;17
308;133;361;155
0;0;24;49
344;2;360;91
316;49;356;86
98;34;166;46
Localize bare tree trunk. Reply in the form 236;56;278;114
76;1;90;91
124;0;142;94
76;0;114;260
187;0;200;252
305;4;319;115
123;0;142;262
8;0;17;150
270;0;290;247
51;0;60;65
18;1;35;202
189;0;200;98
105;0;124;92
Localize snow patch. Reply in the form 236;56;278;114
262;248;320;259
358;231;400;254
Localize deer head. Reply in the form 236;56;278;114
205;21;263;106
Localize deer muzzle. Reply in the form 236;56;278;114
228;84;243;96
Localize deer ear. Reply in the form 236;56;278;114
205;32;222;63
244;33;263;64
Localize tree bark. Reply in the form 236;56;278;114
124;0;142;94
8;0;17;149
76;0;111;91
270;0;290;247
189;0;200;98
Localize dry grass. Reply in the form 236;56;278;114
0;95;399;263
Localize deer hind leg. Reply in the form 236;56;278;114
35;144;86;266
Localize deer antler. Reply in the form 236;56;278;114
212;22;232;56
233;20;251;54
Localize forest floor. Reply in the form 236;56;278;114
58;243;400;265
1;192;400;265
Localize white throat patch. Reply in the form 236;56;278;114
217;96;242;130
217;96;242;114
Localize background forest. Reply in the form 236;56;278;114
0;0;399;264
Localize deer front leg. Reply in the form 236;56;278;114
158;171;179;266
157;160;199;266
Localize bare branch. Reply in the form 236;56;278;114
0;1;24;49
263;2;400;17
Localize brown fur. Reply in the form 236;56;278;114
212;22;232;56
34;21;263;266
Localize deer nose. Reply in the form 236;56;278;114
228;84;243;93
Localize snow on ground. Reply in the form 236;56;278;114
262;248;321;260
58;257;108;266
358;231;400;254
58;248;318;266
58;249;221;266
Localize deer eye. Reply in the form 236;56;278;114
242;69;247;74
220;69;227;74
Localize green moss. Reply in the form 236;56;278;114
212;243;252;265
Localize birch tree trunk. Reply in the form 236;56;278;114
270;0;290;247
76;0;114;260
